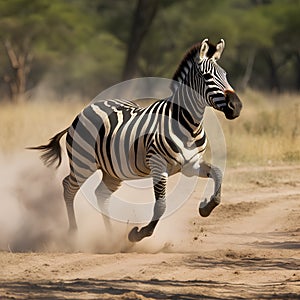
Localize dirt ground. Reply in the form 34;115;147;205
0;162;299;299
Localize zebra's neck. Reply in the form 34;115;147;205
171;54;206;132
170;79;205;135
171;43;201;92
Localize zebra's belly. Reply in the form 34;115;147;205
174;146;204;177
181;152;203;177
103;141;204;180
103;136;151;180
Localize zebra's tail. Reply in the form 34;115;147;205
27;128;68;169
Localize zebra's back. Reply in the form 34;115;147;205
66;99;158;180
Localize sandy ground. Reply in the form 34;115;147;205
0;159;299;299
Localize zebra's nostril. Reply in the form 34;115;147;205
228;101;235;110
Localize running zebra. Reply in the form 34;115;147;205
29;39;242;242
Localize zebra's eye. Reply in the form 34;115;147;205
203;73;212;81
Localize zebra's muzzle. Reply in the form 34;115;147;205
223;90;242;120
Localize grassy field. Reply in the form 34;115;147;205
0;89;299;165
220;89;300;166
0;99;84;153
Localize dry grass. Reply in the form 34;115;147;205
1;90;299;165
220;89;300;166
0;100;84;153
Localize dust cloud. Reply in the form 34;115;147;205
0;152;191;253
0;153;67;252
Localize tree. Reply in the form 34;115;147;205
268;1;300;91
122;0;159;80
0;0;92;102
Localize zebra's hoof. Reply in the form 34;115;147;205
199;204;211;218
128;226;141;243
199;197;220;217
199;207;210;217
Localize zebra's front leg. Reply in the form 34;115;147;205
128;172;167;242
198;161;223;217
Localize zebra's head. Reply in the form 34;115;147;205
172;39;242;120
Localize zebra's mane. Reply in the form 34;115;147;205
171;41;217;92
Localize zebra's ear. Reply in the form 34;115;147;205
199;38;209;60
213;39;225;61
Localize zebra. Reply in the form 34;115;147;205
29;38;242;243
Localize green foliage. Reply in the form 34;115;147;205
131;0;300;91
0;0;92;52
0;0;299;100
58;32;125;96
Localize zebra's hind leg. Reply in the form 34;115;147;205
128;171;167;243
95;172;122;232
198;161;223;217
62;175;80;233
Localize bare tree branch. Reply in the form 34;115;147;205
2;38;32;102
3;39;19;68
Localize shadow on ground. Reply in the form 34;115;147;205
1;278;299;300
185;255;300;271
